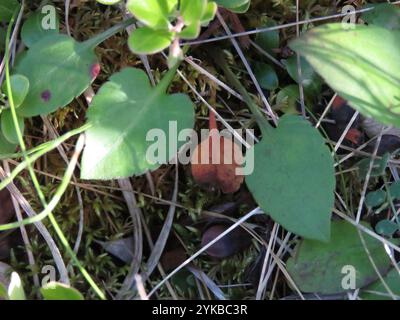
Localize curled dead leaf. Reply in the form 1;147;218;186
191;111;244;193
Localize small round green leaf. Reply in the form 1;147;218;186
287;221;396;294
255;20;279;56
40;282;84;300
128;27;174;54
1;110;24;144
201;1;217;26
180;0;207;25
388;181;400;200
253;62;278;90
179;22;201;40
1;74;30;108
375;219;398;237
0;129;16;155
245;115;335;241
127;0;172;29
282;56;322;96
21;10;60;47
365;189;386;208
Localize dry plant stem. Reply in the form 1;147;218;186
0;167;70;284
216;11;278;126
3;160;40;291
41;116;84;257
182;4;400;46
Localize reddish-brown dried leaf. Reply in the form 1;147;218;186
191;111;244;193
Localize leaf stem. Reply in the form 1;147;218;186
82;17;136;49
212;47;274;136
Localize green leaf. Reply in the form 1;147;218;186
1;110;24;144
388;181;400;200
0;283;7;299
128;27;174;54
179;22;201;40
365;189;386;208
21;10;60;47
253;62;278;90
362;3;400;30
7;272;25;300
275;85;300;114
180;0;206;25
228;0;250;13
201;1;217;26
40;282;84;300
0;0;19;22
357;153;390;179
245;115;335;241
375;220;398;237
287;220;395;294
282;56;322;96
361;268;400;300
127;0;172;29
14;34;98;117
290;23;400;128
255;20;279;56
96;0;122;4
0;129;16;155
1;74;30;108
214;0;247;10
81;67;195;180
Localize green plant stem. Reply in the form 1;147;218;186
0;136;85;231
83;17;136;49
4;14;105;300
212;47;274;136
0;124;91;190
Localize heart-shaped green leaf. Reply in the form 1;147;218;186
0;0;19;22
290;23;400;128
81;67;195;180
287;220;395;294
127;0;174;29
21;10;60;47
361;268;400;300
40;282;84;300
362;3;400;30
245;115;335;241
14;34;99;117
180;0;207;25
1;110;24;144
128;27;174;54
1;74;29;108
